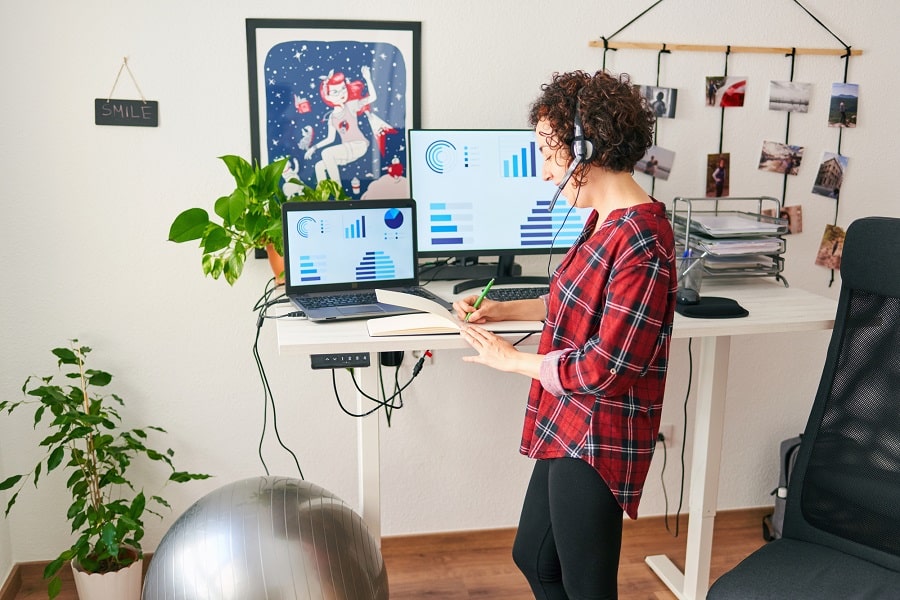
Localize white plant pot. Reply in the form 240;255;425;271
71;556;143;600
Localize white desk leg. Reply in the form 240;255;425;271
355;367;382;542
646;335;731;600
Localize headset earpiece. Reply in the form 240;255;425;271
571;97;595;164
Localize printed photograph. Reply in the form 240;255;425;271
706;153;730;197
815;224;845;270
706;76;747;107
758;140;805;175
635;145;675;180
812;151;849;198
762;204;803;234
638;85;678;119
768;80;812;112
828;82;859;128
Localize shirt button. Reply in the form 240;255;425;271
609;368;617;374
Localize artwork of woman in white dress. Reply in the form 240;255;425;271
303;66;397;187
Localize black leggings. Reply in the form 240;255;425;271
512;458;624;600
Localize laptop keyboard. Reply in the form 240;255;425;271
302;288;440;309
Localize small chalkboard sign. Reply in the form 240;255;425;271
95;99;159;127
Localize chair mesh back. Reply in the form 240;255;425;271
801;288;900;556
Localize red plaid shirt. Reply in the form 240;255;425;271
520;201;676;519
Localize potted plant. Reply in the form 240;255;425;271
0;340;210;599
167;155;349;285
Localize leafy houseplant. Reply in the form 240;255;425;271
168;155;349;285
0;341;210;599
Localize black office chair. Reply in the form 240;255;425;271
707;216;900;600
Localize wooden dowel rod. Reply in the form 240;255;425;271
589;40;862;56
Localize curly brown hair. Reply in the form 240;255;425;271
528;70;655;175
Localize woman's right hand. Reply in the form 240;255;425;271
452;296;501;324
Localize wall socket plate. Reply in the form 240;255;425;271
658;423;675;447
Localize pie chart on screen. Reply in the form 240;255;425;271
384;208;404;229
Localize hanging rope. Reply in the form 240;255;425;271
649;44;671;197
781;48;797;205
716;46;731;155
600;0;666;70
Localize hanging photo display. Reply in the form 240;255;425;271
638;84;678;118
706;153;730;197
762;205;803;235
768;81;812;112
812;151;848;198
758;141;804;175
705;76;747;107
827;83;859;128
815;224;845;270
636;145;675;180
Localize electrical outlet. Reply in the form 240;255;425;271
657;423;675;447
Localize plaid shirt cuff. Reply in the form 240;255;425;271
540;349;571;396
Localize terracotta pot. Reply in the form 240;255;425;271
71;552;143;600
266;243;285;285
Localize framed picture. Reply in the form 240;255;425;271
246;19;421;200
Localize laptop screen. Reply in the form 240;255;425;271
282;199;420;294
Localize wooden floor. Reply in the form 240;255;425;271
4;508;768;600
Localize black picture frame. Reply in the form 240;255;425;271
246;19;421;201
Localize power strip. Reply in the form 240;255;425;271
310;353;371;369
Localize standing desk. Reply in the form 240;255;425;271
275;278;837;600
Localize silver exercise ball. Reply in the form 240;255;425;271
141;476;388;600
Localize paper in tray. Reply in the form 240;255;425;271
674;211;788;238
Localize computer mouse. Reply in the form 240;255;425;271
676;287;700;305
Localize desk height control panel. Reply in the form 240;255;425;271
310;353;371;369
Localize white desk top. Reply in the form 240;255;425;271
275;278;837;355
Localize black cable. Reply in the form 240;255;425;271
330;353;429;418
252;278;304;479
665;337;692;537
601;0;666;58
546;176;582;280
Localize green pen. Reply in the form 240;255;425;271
465;278;495;322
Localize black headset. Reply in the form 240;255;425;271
548;95;595;212
571;97;595;164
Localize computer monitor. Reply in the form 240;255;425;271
408;129;592;288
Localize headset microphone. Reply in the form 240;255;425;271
548;160;578;213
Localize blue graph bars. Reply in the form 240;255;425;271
356;251;395;280
520;207;584;246
344;215;367;239
502;141;537;178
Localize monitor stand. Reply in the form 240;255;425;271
441;256;549;294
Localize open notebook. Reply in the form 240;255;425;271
367;289;545;336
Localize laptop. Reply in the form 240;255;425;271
282;199;453;322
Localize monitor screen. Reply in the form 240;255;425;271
408;129;593;258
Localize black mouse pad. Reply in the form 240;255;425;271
676;296;749;319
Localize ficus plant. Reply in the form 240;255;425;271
0;341;210;599
167;154;349;286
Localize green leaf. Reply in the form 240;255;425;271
0;474;22;491
85;369;112;386
215;189;249;225
168;208;210;243
51;347;78;365
47;446;65;471
170;471;212;483
47;575;62;599
33;462;41;485
220;154;253;186
201;224;231;254
4;492;19;516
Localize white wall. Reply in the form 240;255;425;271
2;0;898;576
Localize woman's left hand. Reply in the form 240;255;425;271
459;324;517;371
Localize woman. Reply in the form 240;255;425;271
453;70;677;599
